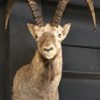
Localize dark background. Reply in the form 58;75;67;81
0;0;100;100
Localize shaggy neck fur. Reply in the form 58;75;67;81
31;47;62;82
23;47;62;99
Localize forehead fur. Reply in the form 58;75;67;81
34;23;63;33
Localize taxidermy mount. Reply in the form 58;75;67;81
5;0;96;100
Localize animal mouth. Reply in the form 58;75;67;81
44;54;54;60
41;52;56;60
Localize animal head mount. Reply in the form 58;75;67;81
27;0;71;60
27;23;71;59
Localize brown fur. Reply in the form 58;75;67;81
12;48;62;100
12;23;71;100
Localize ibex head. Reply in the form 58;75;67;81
27;0;71;59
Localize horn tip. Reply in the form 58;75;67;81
93;25;96;32
94;28;96;32
5;23;7;30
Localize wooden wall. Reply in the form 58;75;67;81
0;5;7;100
0;0;100;100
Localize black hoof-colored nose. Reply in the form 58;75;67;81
44;47;53;52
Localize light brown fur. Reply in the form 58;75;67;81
12;23;71;100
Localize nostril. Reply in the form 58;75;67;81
43;47;54;52
44;48;49;52
49;47;53;51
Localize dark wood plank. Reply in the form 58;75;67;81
59;78;100;100
62;71;100;80
48;0;100;9
62;46;100;73
0;6;7;100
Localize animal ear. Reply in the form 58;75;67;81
27;23;35;35
62;23;71;40
27;23;39;40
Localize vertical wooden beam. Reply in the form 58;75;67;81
0;5;8;100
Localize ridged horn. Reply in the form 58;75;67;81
51;0;69;27
86;0;96;31
27;0;45;26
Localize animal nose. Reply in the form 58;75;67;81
43;47;54;52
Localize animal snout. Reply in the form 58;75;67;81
43;47;54;52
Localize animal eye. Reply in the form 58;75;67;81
35;35;38;39
58;33;61;38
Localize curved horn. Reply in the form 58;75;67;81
5;0;15;30
86;0;96;31
27;0;45;26
51;0;69;27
